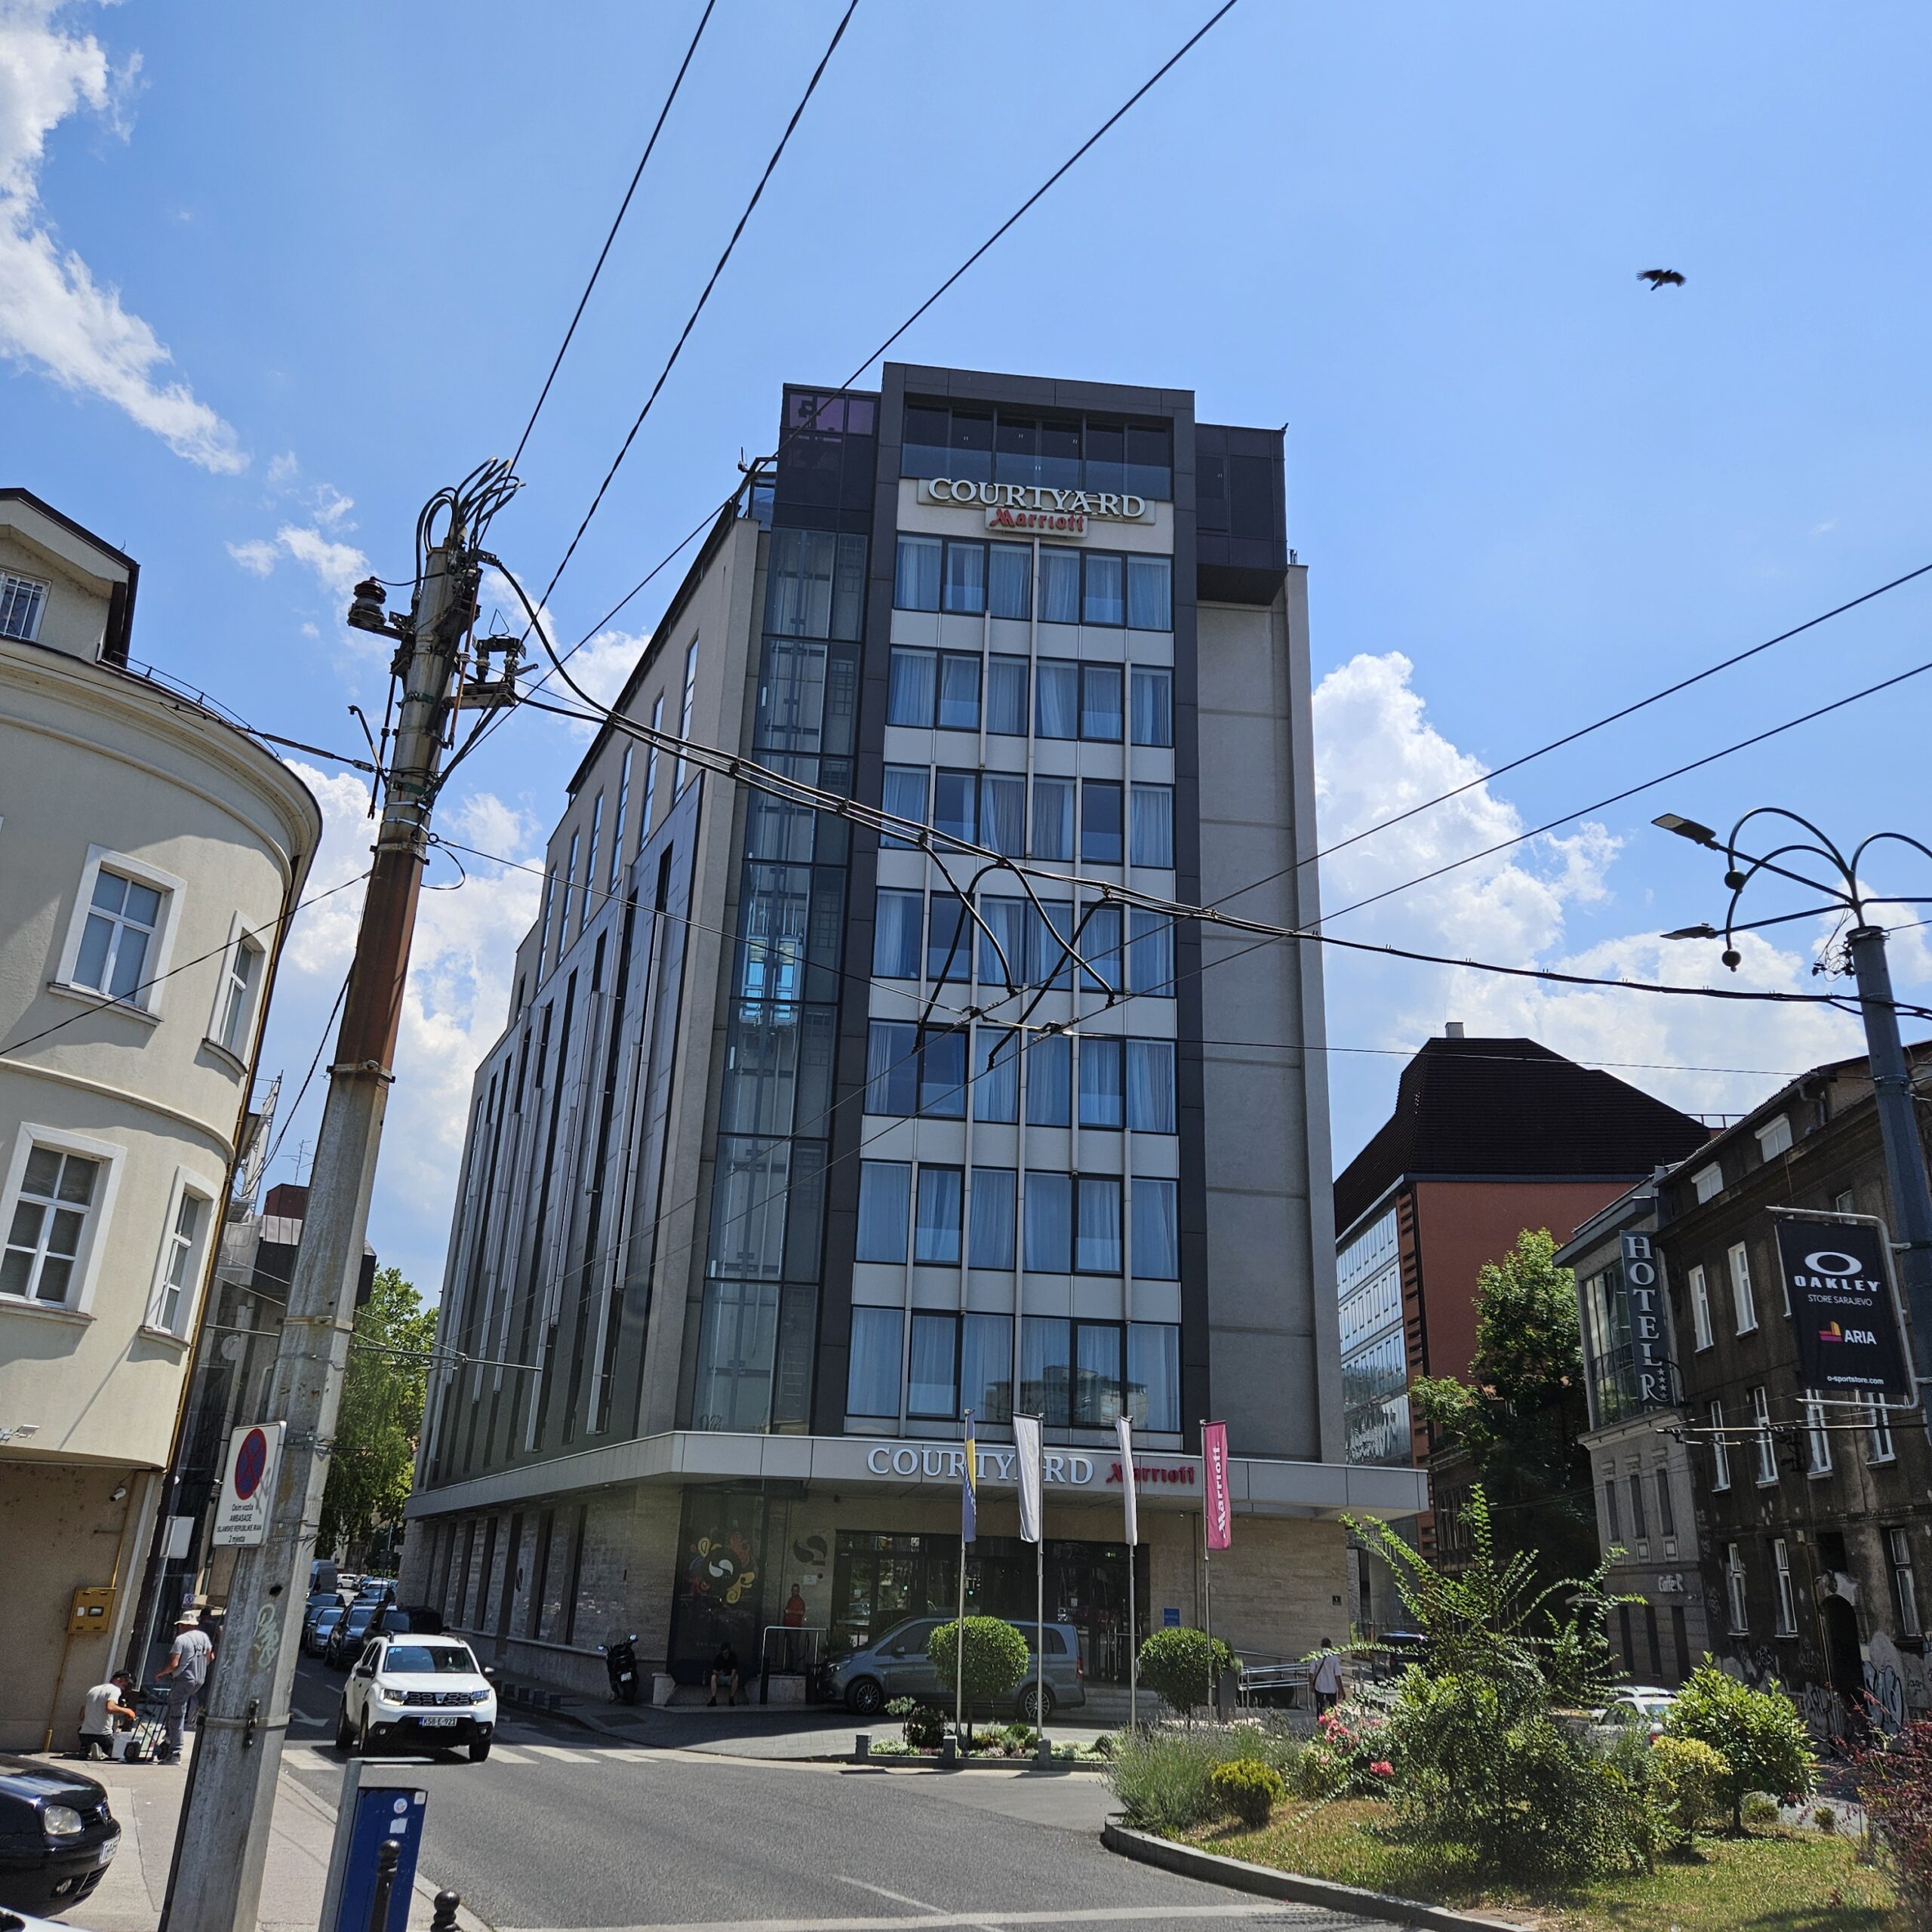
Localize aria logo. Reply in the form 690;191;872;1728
1819;1321;1879;1346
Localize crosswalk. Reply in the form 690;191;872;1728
285;1739;661;1770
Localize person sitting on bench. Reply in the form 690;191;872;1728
707;1641;742;1706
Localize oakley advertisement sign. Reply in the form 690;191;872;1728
1773;1217;1915;1402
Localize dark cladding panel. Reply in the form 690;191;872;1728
1195;423;1286;605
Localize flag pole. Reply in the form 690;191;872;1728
956;1409;974;1749
1116;1414;1139;1731
1126;1535;1137;1730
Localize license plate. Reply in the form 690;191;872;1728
418;1715;459;1727
94;1835;121;1866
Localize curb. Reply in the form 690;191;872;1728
1101;1821;1528;1932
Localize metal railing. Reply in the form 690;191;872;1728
759;1623;827;1704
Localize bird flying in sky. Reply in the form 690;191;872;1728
1638;269;1687;290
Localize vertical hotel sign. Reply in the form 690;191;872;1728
1201;1422;1232;1549
1620;1233;1673;1407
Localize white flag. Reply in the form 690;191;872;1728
1014;1413;1043;1544
1115;1414;1137;1546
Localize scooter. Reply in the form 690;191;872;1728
599;1633;641;1704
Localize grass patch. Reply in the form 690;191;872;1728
1184;1798;1908;1932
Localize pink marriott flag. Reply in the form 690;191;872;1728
1202;1420;1232;1550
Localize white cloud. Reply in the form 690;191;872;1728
266;451;300;488
0;1;243;469
312;486;354;529
226;537;277;577
226;521;370;602
1312;652;1872;1139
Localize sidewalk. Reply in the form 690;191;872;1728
27;1742;485;1932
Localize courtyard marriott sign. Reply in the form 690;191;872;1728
915;476;1156;534
864;1443;1198;1489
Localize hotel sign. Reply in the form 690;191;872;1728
915;476;1155;534
1619;1232;1674;1407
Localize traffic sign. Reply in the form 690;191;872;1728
212;1421;285;1547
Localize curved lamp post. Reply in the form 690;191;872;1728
1654;808;1932;1383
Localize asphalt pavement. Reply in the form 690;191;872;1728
281;1653;1378;1932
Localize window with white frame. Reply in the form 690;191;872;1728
1804;1390;1832;1475
1730;1241;1758;1334
1835;1188;1857;1216
0;571;48;641
1692;1164;1723;1204
1709;1398;1731;1488
1866;1395;1897;1463
213;931;263;1057
1726;1543;1749;1635
1773;1539;1798;1635
72;868;162;1001
1751;1384;1778;1484
0;1134;115;1309
149;1180;213;1334
1689;1264;1714;1350
1756;1115;1793;1160
1890;1528;1921;1639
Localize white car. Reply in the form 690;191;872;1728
1597;1686;1676;1739
335;1635;497;1761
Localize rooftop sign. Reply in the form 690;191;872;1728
915;477;1155;529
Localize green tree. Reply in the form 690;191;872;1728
928;1616;1029;1733
1137;1626;1238;1718
318;1267;434;1562
1665;1663;1816;1833
1410;1228;1597;1589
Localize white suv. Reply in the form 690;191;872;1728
335;1635;498;1761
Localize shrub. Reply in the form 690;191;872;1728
1664;1666;1815;1833
928;1616;1029;1719
1648;1734;1727;1839
883;1698;946;1749
1854;1715;1932;1909
1741;1792;1780;1827
1296;1694;1396;1799
1138;1627;1238;1717
1209;1757;1285;1828
1108;1721;1300;1832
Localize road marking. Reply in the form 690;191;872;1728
498;1910;1320;1932
522;1744;593;1761
834;1876;946;1913
486;1745;535;1763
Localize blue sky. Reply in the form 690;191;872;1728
7;0;1930;1294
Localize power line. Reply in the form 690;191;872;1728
506;0;719;474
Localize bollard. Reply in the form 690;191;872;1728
939;1734;956;1769
431;1890;462;1932
852;1732;871;1765
367;1840;400;1932
1034;1737;1052;1769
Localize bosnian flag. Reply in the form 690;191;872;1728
961;1409;977;1544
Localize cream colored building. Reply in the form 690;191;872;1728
0;490;318;1751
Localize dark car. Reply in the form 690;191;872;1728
324;1601;381;1669
371;1605;444;1637
0;1756;119;1913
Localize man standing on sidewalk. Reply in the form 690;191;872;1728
154;1612;214;1762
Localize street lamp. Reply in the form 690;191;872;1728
1654;808;1932;1380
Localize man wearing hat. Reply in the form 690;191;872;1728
154;1611;214;1763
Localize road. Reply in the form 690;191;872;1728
284;1654;1373;1932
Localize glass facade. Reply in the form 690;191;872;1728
1337;1206;1409;1466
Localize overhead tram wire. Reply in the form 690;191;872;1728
506;0;720;475
440;0;1247;796
1211;555;1932;915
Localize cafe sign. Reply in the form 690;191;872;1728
915;477;1155;531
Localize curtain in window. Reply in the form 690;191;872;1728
908;1315;958;1416
1081;781;1124;863
977;901;1027;991
1029;899;1075;988
1079;1037;1125;1128
1081;663;1123;740
1131;666;1173;746
855;1161;911;1262
937;654;980;731
1125;555;1172;630
961;1312;1014;1423
974;1029;1020;1121
1127;1040;1176;1131
894;536;941;612
1128;1323;1180;1431
987;655;1029;734
1026;1035;1071;1125
927;895;969;982
1029;777;1074;860
880;766;928;848
1082;552;1124;626
932;771;977;846
968;1168;1017;1268
1035;660;1079;737
872;890;922;978
1025;1174;1072;1272
1132;1178;1179;1279
1020;1315;1071;1424
888;649;936;727
988;543;1032;619
1076;1177;1121;1272
1131;786;1174;868
918;1030;968;1118
1039;549;1081;624
1080;903;1124;993
980;774;1025;857
1128;910;1175;995
847;1306;903;1417
914;1167;963;1264
866;1022;918;1115
1075;1324;1124;1426
943;542;986;614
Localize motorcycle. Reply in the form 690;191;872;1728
599;1633;641;1705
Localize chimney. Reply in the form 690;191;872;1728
1444;1021;1465;1038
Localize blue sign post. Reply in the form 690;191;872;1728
331;1785;426;1932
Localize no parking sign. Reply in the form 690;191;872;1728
213;1421;285;1546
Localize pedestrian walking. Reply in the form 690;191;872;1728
1312;1640;1343;1716
155;1611;214;1761
77;1672;138;1760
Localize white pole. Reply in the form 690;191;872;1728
1035;1532;1045;1746
1126;1538;1137;1729
954;1543;965;1746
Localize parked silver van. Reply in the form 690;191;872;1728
826;1617;1085;1719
